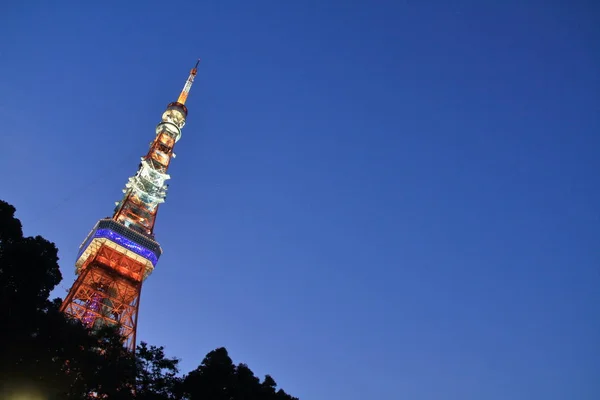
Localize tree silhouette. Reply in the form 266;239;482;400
0;201;62;323
0;199;134;399
183;347;299;400
135;342;182;399
0;199;299;399
0;200;68;397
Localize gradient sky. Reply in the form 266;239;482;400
1;1;599;399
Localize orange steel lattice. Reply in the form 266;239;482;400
60;61;200;352
60;246;145;350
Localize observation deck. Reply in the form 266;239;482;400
75;219;163;280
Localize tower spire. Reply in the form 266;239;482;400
177;59;200;105
111;60;200;236
59;62;200;351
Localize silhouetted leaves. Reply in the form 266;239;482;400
0;200;23;243
136;342;182;400
0;199;298;399
183;347;298;400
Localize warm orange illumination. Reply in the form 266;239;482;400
60;61;199;352
60;245;147;351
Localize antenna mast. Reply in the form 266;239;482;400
177;59;200;105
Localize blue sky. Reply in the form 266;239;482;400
1;1;599;399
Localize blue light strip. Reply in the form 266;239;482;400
95;228;159;265
76;228;160;266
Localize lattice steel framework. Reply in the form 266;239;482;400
60;61;200;351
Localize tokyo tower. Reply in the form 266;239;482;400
60;61;200;351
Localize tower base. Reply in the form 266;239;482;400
60;246;145;352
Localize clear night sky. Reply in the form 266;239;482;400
1;1;599;399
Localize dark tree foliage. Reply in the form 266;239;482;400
183;348;299;400
0;200;298;399
135;342;182;400
0;200;135;399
